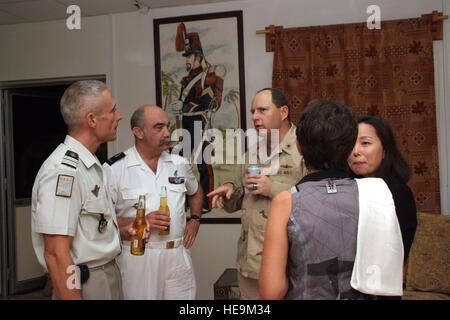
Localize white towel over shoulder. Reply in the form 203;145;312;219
351;178;404;296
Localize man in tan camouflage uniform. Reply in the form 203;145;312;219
207;88;307;299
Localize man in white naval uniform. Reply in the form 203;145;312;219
31;80;124;300
104;105;203;299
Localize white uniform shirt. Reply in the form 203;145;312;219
31;135;121;270
103;147;198;242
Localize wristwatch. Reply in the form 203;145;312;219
190;214;201;222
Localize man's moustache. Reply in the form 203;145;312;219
159;138;171;146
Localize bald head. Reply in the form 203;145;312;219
131;105;171;156
255;88;291;122
130;105;165;132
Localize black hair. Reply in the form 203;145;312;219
356;115;411;183
296;99;357;172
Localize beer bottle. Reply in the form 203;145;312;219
158;186;170;235
131;195;147;255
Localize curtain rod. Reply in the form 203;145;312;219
432;10;449;21
256;24;276;35
255;11;448;35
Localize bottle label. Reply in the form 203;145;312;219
133;239;138;248
142;229;147;249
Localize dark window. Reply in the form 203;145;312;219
10;85;107;200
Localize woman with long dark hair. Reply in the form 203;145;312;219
347;115;417;261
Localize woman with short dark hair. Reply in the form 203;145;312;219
259;100;370;300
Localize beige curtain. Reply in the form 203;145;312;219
272;15;440;214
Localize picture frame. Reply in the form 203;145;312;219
154;10;246;223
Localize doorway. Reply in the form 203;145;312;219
0;78;107;296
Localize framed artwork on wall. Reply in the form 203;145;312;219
154;10;246;223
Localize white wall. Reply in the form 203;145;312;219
0;16;110;80
0;0;446;299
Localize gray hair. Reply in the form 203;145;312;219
60;80;107;130
130;105;147;133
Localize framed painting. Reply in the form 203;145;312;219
154;10;246;223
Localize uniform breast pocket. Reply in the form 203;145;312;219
84;197;107;214
81;197;111;240
167;184;187;194
121;188;148;201
167;184;187;215
121;188;149;206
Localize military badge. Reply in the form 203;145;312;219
55;175;74;197
92;185;100;197
168;177;185;184
98;214;108;233
168;170;185;184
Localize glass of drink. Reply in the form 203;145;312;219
247;166;261;191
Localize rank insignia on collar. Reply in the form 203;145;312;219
106;152;126;166
92;185;100;197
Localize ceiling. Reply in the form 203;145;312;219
0;0;242;26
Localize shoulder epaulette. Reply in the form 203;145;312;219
61;150;79;170
106;152;126;166
204;72;218;85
